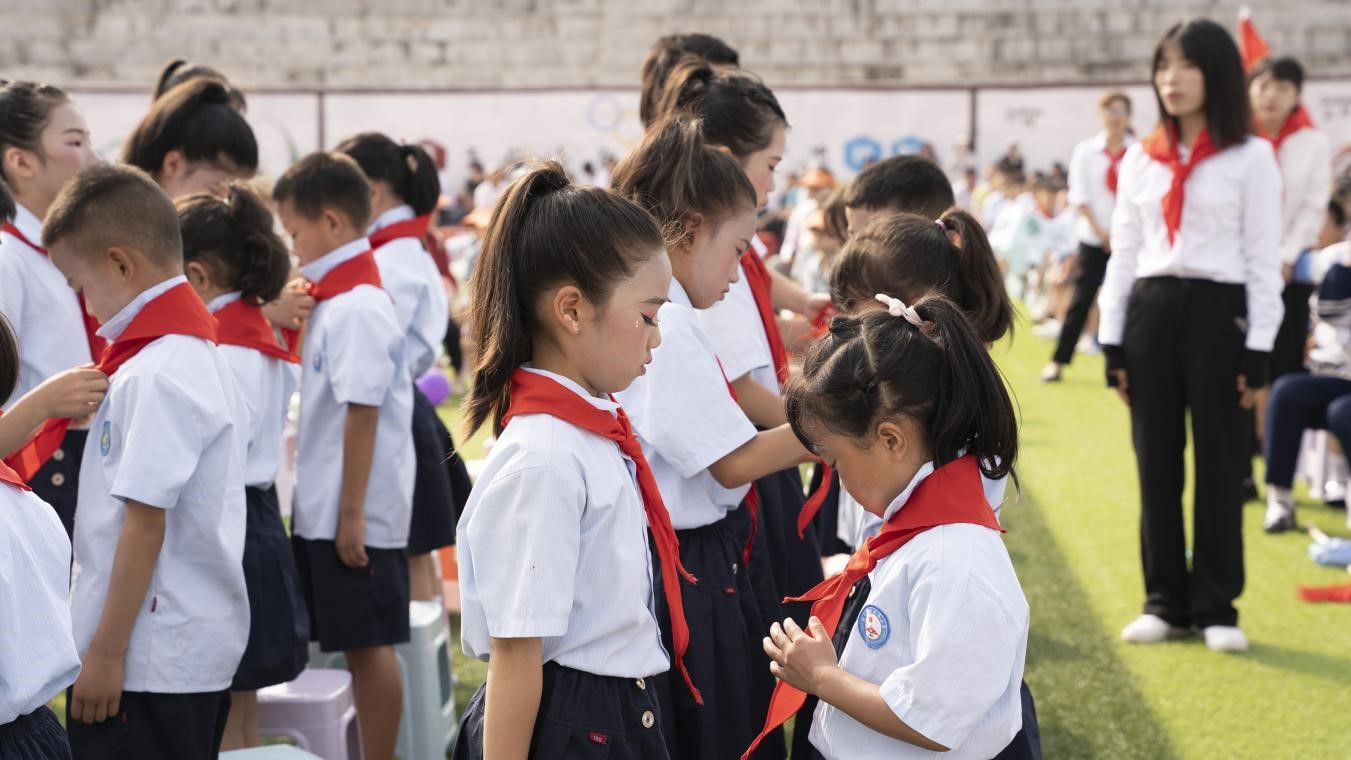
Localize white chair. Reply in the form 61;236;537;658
401;600;459;759
256;668;362;760
219;744;324;759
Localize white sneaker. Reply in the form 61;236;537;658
1203;625;1249;653
1120;614;1188;643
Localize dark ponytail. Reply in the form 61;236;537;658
0;81;71;185
829;210;1014;344
336;132;441;216
123;77;258;179
177;182;290;305
654;55;787;160
464;160;666;438
786;295;1017;481
611;115;756;247
638;33;740;128
0;178;14;223
154;58;247;111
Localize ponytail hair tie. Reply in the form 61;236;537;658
874;293;925;328
935;218;946;231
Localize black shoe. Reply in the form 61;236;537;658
1263;513;1297;534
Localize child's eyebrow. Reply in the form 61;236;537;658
642;297;668;306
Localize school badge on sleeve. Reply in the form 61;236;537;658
99;420;112;456
858;604;890;649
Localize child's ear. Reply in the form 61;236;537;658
184;260;212;292
159;149;185;183
552;285;584;336
106;245;135;280
322;208;343;237
4;147;36;182
875;420;908;460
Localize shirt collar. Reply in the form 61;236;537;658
97;275;188;341
879;461;937;523
520;365;619;412
367;204;416;235
12;203;43;244
1093;132;1135;152
206;291;243;313
300;237;371;282
667;279;693;309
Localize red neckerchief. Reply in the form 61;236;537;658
309;250;383;302
1103;143;1128;196
502;368;703;704
214;298;300;364
1259;106;1316;156
0;412;32;492
368;213;433;251
740;249;790;387
4;282;217;481
1141;125;1219;246
743;456;1004;759
718;360;759;564
2;222;108;362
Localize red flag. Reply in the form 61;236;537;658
1238;7;1271;73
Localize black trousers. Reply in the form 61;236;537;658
1271;281;1314;381
1052;243;1111;365
1124;277;1247;628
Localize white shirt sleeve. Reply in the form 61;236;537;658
0;251;25;338
465;463;584;638
879;572;1023;752
1097;148;1146;346
1066;142;1091;210
1241;141;1286;352
698;276;774;384
326;300;398;406
109;375;216;510
1281;131;1333;265
627;321;758;478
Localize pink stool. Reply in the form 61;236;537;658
257;669;363;760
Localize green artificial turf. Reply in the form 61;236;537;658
440;328;1351;758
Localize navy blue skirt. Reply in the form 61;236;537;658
754;466;824;629
232;485;309;690
452;662;669;759
652;513;785;760
292;536;410;652
407;384;468;555
0;706;71;760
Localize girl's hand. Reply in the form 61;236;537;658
30;366;109;420
764;616;839;695
263;278;316;330
1109;370;1130;406
70;649;123;724
335;514;369;569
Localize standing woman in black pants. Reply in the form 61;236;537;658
1097;18;1283;654
1042;91;1135;382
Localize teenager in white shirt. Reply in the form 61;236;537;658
177;185;310;751
1098;18;1283;653
613;116;814;760
43;164;250;760
1042;92;1137;382
274;153;414;760
454;161;685;760
747;296;1028;760
0;81;101;537
1250;56;1332;383
339;132;468;605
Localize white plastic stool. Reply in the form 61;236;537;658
219;744;324;759
309;643;416;760
401;600;458;759
257;669;362;760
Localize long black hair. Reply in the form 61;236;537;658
337;132;441;216
1151;18;1251;150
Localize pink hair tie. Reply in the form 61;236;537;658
935;219;946;230
874;293;924;327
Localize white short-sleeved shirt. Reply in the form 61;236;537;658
615;280;758;530
0;482;81;723
811;463;1029;759
1066;133;1136;247
294;239;414;548
697;238;781;394
369;205;449;378
457;367;669;677
208;292;293;488
1097;138;1284;351
0;203;96;406
71;276;250;693
1275;128;1332;265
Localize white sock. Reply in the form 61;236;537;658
1266;486;1294;517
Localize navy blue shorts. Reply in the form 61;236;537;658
652;513;784;760
65;690;228;760
407;385;466;555
452;662;669;759
232;485;309;690
31;429;85;540
292;536;410;652
0;706;71;760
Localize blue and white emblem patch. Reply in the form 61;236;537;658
99;420;112;457
858;604;890;649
